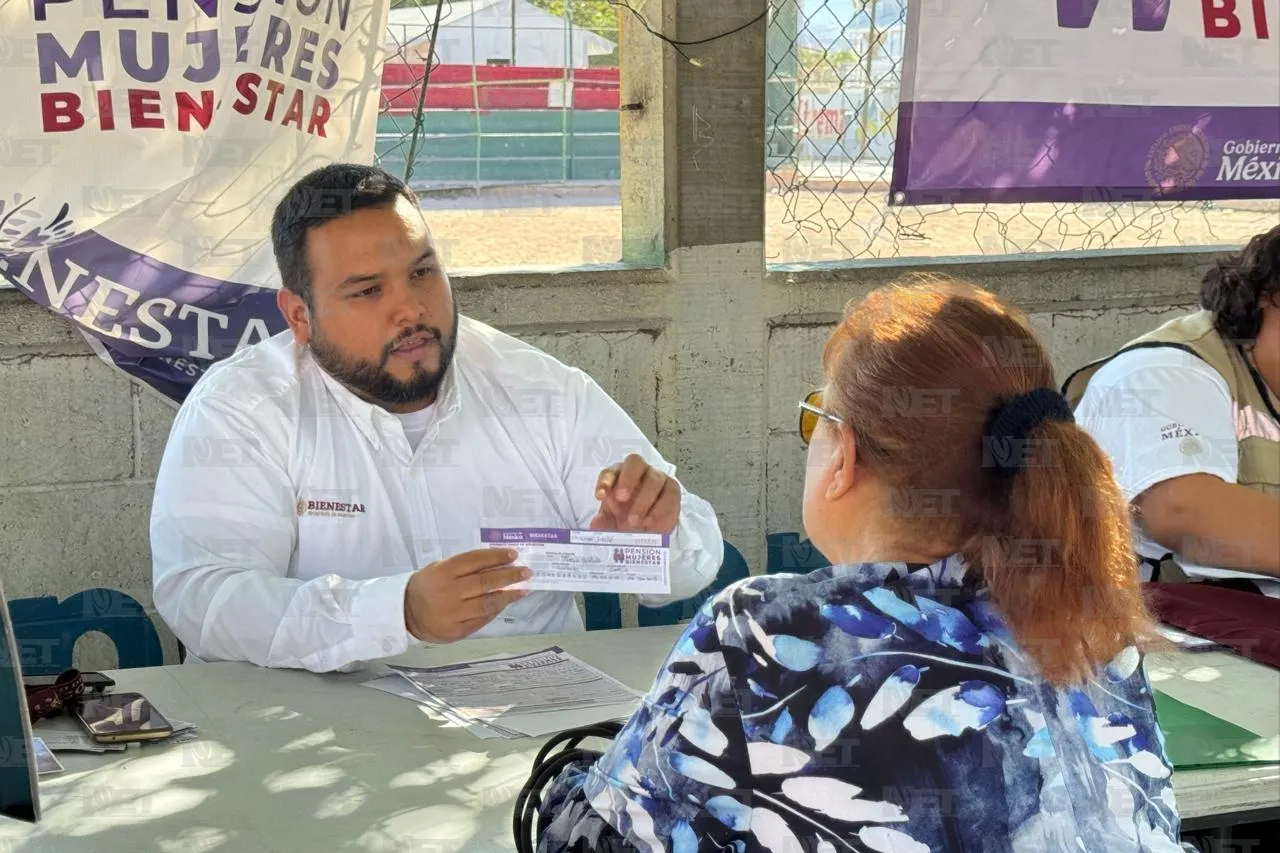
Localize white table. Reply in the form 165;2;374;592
2;626;1277;852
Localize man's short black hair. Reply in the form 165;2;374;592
270;163;419;302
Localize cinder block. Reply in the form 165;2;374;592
768;323;833;432
136;387;179;480
1030;305;1194;378
523;330;661;439
766;432;808;538
0;480;153;601
0;479;180;668
0;292;92;354
0;355;134;487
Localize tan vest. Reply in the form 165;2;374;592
1062;310;1280;500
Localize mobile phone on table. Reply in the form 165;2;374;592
73;691;174;744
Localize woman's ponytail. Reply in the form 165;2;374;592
963;414;1154;686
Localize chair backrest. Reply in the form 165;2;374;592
7;588;164;676
582;590;622;632
766;531;831;575
636;541;751;628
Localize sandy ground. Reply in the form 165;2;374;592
417;184;1280;272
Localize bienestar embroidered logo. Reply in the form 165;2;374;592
296;498;366;518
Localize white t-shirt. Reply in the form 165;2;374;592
150;315;725;673
394;407;435;452
1074;345;1279;597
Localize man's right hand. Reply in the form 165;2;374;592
404;548;532;643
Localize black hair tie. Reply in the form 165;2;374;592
984;388;1075;477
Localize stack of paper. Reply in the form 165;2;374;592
364;647;644;739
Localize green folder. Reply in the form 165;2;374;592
1154;689;1280;770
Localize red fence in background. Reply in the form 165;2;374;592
381;63;621;112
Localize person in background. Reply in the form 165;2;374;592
1064;225;1280;596
529;276;1184;853
150;163;724;674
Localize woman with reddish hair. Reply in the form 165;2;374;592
526;276;1183;853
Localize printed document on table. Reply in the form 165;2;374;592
386;646;644;734
362;673;514;739
481;527;670;594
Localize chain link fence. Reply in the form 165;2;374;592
372;1;1274;269
764;0;1277;265
375;0;623;270
377;1;620;187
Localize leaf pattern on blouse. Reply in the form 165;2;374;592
535;557;1186;853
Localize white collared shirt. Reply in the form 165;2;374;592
150;315;725;672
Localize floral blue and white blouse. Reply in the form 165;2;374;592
536;557;1186;853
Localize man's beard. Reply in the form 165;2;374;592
308;306;459;408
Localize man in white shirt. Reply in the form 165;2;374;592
150;163;725;673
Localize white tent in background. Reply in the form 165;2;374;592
385;0;617;68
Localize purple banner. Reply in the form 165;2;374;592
890;102;1280;205
0;230;284;403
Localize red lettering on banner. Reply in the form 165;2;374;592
281;90;305;130
97;90;114;130
308;96;330;137
176;91;215;132
41;89;219;131
128;90;164;130
41;92;85;131
263;80;286;122
1202;0;1271;37
232;72;261;115
231;72;331;138
1203;0;1243;37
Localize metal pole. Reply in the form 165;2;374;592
470;0;481;189
403;0;448;184
858;0;881;154
511;0;517;65
563;0;574;180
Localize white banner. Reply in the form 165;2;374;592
0;0;389;401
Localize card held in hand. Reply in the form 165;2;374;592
481;528;670;595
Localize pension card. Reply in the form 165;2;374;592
481;528;670;595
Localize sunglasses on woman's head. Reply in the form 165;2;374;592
798;389;843;446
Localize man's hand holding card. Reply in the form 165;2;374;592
590;453;681;535
483;454;680;596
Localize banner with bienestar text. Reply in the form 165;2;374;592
0;0;389;403
890;0;1280;205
